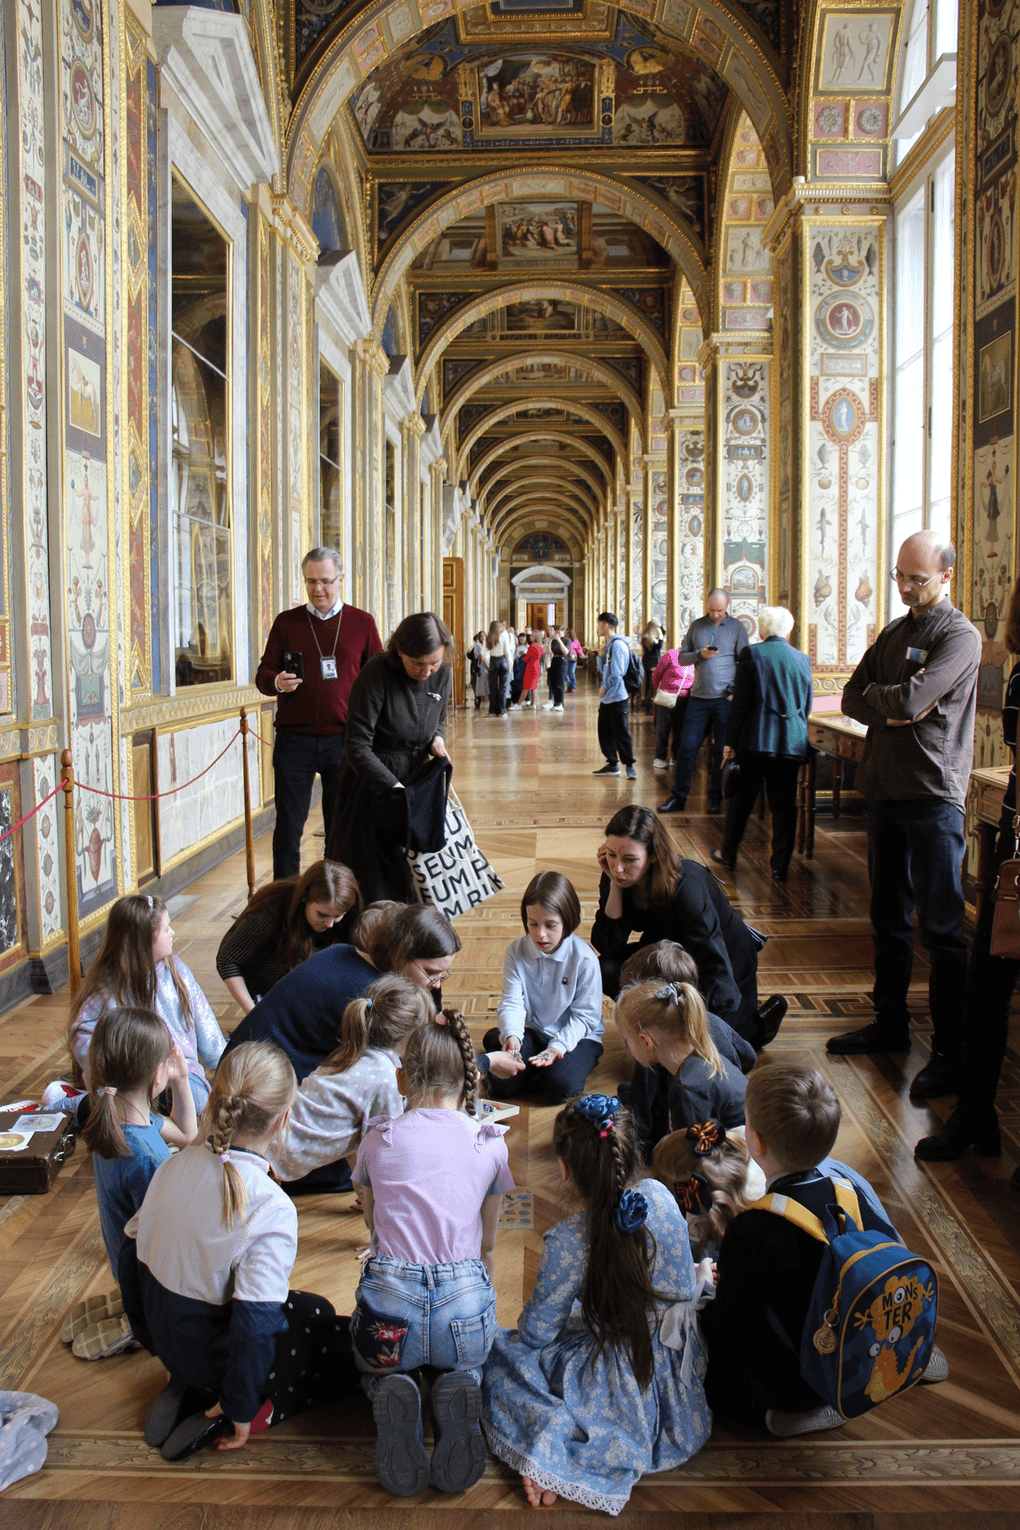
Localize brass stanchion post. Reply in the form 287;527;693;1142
61;750;82;996
240;708;255;902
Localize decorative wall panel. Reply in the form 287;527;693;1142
675;427;705;638
156;720;260;869
721;357;769;636
649;469;667;628
803;220;883;688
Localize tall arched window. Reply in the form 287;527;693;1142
889;0;957;600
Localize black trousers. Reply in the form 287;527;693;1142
597;700;634;766
488;657;508;715
548;656;566;706
482;1027;603;1104
961;807;1019;1109
721;752;801;877
271;731;345;880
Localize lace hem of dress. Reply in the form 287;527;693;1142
482;1424;629;1517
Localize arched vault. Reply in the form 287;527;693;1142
441;351;643;445
456;398;626;479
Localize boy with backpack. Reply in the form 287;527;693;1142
701;1063;947;1435
593;612;638;780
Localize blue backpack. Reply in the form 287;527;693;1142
752;1178;939;1420
611;638;643;696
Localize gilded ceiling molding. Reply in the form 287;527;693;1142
491;498;597;544
482;468;605;518
456;397;627;477
414;279;670;401
371;168;711;338
488;482;600;522
795;0;906;187
440;348;644;440
497;514;587;559
284;0;793;213
471;433;615;496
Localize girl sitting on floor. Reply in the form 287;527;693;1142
68;894;226;1115
351;1011;514;1498
482;1094;712;1514
120;1040;360;1463
61;1006;198;1361
616;979;747;1140
269;973;434;1183
652;1119;763;1261
483;871;604;1105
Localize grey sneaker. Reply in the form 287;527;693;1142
626;765;637;779
370;1374;430;1496
593;763;619;775
765;1405;843;1437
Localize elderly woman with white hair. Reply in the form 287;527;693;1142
710;606;813;882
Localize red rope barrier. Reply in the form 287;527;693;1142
0;781;63;846
245;725;274;750
74;730;244;803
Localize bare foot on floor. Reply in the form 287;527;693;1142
522;1476;559;1507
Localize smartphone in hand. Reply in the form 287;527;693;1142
281;650;305;680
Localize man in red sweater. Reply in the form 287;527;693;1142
256;547;382;878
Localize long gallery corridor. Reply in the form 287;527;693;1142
2;679;1020;1527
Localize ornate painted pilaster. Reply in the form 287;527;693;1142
270;193;317;610
703;337;772;638
667;410;706;643
353;336;389;618
402;412;426;618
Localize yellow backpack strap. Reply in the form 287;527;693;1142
748;1192;828;1244
831;1178;863;1228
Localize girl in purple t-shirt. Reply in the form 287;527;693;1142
352;1010;514;1499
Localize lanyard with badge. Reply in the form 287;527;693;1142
307;609;341;680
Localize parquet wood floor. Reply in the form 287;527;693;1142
3;679;1020;1525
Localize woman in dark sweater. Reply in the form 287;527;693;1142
325;612;453;903
216;860;361;1014
591;805;786;1047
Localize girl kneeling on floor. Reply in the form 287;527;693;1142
351;1010;514;1498
482;1095;712;1515
483;871;604;1104
61;1006;198;1361
120;1041;360;1462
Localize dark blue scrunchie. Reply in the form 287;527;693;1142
575;1093;619;1127
615;1188;649;1235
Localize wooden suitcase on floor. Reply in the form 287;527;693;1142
0;1105;77;1194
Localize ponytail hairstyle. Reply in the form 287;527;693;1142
553;1095;659;1390
619;939;699;992
401;1009;480;1117
81;1006;172;1161
69;894;192;1078
616;979;722;1078
652;1121;754;1259
320;973;435;1075
204;1042;296;1227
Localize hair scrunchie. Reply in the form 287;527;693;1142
364;997;373;1012
102;1085;117;1097
615;1187;649;1235
654;981;684;1005
686;1120;726;1156
674;1172;713;1216
218;1151;231;1164
575;1093;620;1137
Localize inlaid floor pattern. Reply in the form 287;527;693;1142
3;682;1020;1525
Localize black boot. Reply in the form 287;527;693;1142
915;1103;1001;1160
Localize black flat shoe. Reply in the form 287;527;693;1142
658;796;686;813
826;1021;910;1055
915;1104;1000;1160
754;994;788;1047
161;1411;232;1462
710;849;735;871
144;1377;211;1448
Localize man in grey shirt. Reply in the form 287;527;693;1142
660;588;749;813
827;531;981;1100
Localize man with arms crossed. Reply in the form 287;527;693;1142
826;531;981;1099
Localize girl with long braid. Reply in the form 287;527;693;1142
350;1010;514;1499
119;1042;359;1463
482;1094;712;1514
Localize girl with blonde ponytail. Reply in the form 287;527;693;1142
483;1095;712;1514
350;1009;514;1499
616;978;748;1137
269;973;434;1183
59;1007;198;1362
119;1041;359;1464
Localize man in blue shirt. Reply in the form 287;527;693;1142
660;588;749;814
593;612;636;779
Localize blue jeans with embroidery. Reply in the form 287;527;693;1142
351;1257;497;1387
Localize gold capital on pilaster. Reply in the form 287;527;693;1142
403;413;427;438
356;337;390;380
269;192;318;267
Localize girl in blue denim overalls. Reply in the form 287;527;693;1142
351;1010;514;1498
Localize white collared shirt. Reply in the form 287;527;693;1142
496;932;604;1055
306;596;344;621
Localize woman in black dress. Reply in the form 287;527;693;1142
326;611;453;903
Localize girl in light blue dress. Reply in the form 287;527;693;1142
482;1094;712;1515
